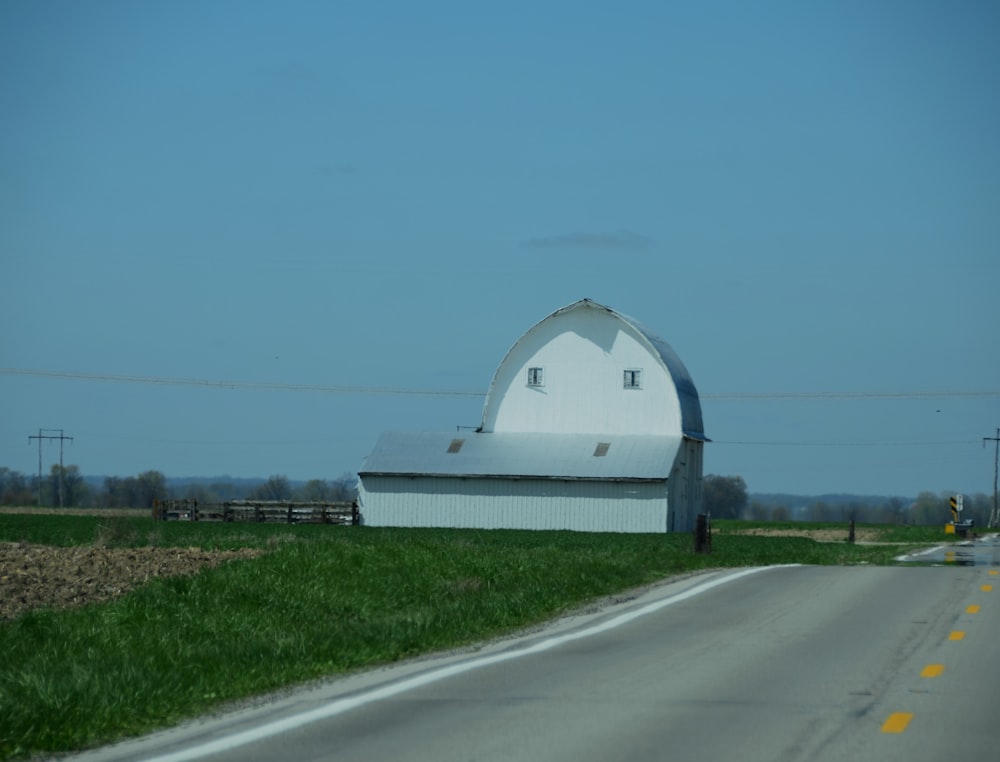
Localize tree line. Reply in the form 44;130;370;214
703;474;996;527
0;465;357;509
3;465;991;525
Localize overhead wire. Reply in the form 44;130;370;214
3;367;999;401
4;368;995;451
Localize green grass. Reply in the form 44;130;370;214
0;512;317;550
0;516;948;759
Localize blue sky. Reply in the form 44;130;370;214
2;0;998;497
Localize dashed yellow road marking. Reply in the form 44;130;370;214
881;713;914;733
989;570;998;576
981;584;993;592
920;664;945;678
967;605;981;614
949;631;966;641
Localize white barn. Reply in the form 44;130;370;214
358;299;708;533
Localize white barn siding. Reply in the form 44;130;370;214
360;476;670;533
482;306;684;436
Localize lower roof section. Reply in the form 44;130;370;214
358;430;683;481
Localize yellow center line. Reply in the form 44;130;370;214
920;664;945;678
949;631;966;641
881;713;914;734
981;584;993;592
989;570;998;576
967;605;981;614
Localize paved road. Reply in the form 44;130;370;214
897;533;1000;567
72;541;1000;762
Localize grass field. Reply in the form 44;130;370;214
0;514;957;760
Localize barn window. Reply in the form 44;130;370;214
527;367;544;387
447;438;465;453
624;369;642;389
593;442;610;457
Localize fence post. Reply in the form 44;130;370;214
848;519;856;544
694;513;712;554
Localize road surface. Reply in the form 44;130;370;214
71;538;1000;762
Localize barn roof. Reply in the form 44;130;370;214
563;300;706;441
358;430;683;481
482;299;706;441
621;312;706;442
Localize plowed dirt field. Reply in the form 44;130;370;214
0;542;263;621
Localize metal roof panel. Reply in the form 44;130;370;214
359;430;682;481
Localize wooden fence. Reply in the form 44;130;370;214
152;498;358;525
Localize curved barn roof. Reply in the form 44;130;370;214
481;299;706;440
612;305;706;441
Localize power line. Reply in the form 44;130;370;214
3;367;999;401
27;428;73;507
0;368;484;397
703;390;1000;401
714;439;976;447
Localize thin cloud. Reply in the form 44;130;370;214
520;230;653;251
318;163;358;177
254;62;319;81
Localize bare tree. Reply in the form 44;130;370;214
252;475;292;501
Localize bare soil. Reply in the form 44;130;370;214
0;542;264;622
0;507;148;517
728;527;882;542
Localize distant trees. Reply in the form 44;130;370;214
176;481;258;504
251;473;356;502
102;470;168;508
740;491;992;526
909;491;943;526
300;479;332;501
330;472;358;501
251;475;293;501
0;461;988;522
910;490;991;527
48;464;90;508
703;475;749;519
0;467;33;505
1;464;92;507
965;493;994;527
97;471;357;508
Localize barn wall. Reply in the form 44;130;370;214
666;439;704;533
359;476;670;533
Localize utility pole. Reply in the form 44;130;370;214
27;429;74;507
986;428;1000;529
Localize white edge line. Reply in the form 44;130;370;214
145;565;794;762
894;545;945;562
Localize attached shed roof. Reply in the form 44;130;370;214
359;430;683;481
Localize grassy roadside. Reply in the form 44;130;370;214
0;516;951;759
